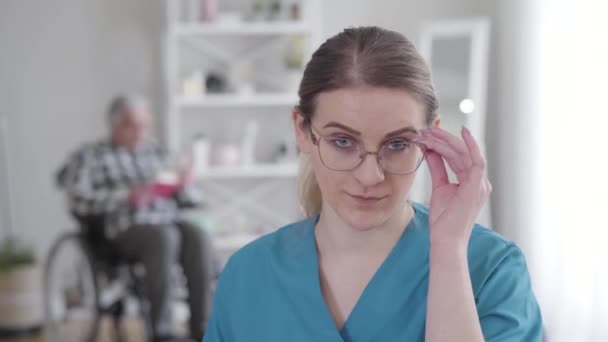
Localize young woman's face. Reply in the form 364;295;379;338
294;85;429;230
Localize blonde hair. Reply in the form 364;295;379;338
297;154;322;216
295;27;438;217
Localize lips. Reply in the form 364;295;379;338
347;193;388;203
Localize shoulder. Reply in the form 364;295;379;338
465;228;542;338
470;224;514;256
468;223;521;270
410;202;528;286
144;140;167;155
217;217;314;290
224;217;314;273
467;224;532;299
411;201;519;262
74;140;103;154
63;140;110;165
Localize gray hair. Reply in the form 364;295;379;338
107;94;149;128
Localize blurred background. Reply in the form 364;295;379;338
0;0;606;341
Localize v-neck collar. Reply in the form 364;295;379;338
304;205;426;341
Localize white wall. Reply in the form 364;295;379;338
0;115;11;238
0;0;498;258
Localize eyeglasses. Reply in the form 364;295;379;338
309;125;426;175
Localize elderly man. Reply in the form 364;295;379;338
57;95;214;341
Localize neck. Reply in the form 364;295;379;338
315;202;414;257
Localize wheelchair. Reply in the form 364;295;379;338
43;214;153;342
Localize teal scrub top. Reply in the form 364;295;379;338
203;203;543;341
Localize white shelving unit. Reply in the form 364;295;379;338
177;92;299;108
175;21;313;35
164;0;321;263
195;162;298;179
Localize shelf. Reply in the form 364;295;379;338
196;163;298;179
177;93;299;108
174;21;313;36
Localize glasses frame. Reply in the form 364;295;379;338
308;124;427;175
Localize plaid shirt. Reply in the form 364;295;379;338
57;140;199;237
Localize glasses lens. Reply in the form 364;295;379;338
379;142;425;175
317;136;363;171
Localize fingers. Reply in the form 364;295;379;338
129;184;155;207
459;127;489;195
415;128;470;179
464;174;492;210
179;168;194;187
428;127;473;169
425;150;449;189
415;126;488;186
461;126;486;169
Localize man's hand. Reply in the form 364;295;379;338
128;183;155;207
177;156;194;188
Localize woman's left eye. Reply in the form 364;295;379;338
386;141;410;151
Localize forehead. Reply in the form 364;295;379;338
119;106;150;124
313;86;426;134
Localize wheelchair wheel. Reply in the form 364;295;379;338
43;232;100;342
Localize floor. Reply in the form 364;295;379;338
0;318;147;342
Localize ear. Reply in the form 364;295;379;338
432;116;441;127
292;108;313;154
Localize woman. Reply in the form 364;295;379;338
203;26;542;342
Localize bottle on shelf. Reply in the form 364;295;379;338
192;133;211;174
241;120;260;166
200;0;218;22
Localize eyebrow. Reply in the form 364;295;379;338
322;121;419;138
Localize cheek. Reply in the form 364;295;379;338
389;173;417;202
118;128;130;140
312;155;343;198
135;127;146;138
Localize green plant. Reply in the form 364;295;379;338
0;237;35;273
252;1;264;14
270;1;281;13
284;35;306;69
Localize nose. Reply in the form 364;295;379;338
352;153;385;187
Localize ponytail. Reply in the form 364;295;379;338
296;153;322;217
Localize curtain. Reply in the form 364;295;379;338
506;0;608;340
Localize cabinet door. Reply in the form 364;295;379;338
412;18;492;227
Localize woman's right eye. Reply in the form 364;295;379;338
331;137;354;148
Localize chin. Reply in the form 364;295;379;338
334;203;394;231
